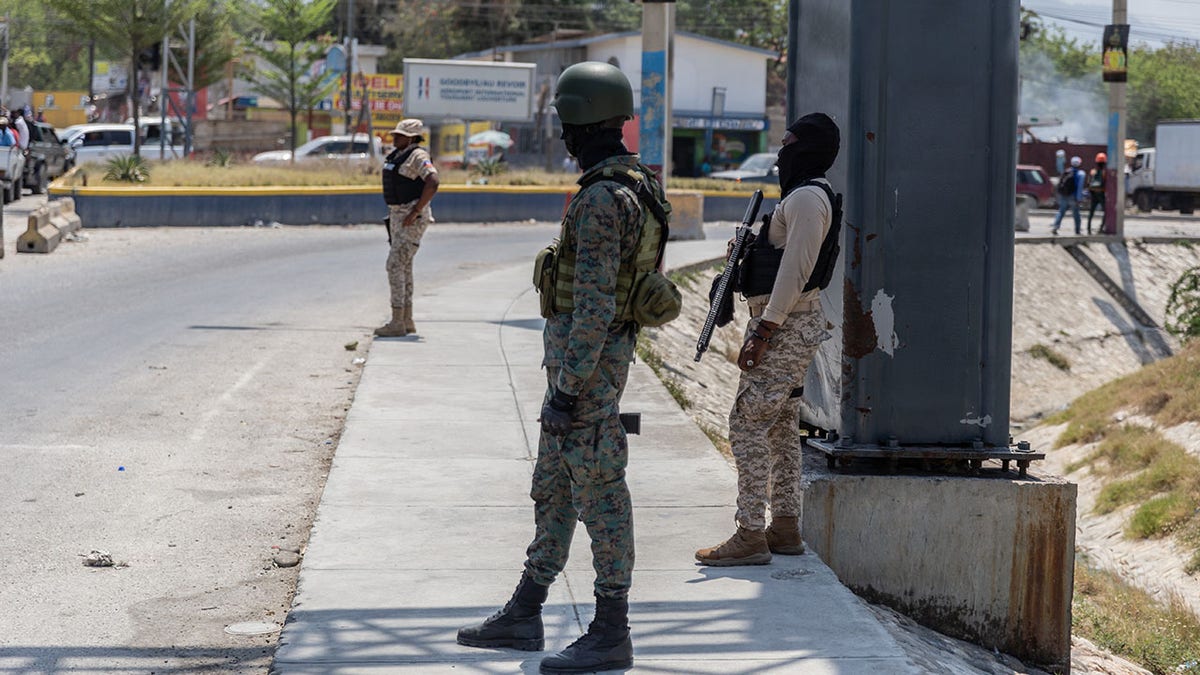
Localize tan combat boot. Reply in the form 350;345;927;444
403;304;417;334
695;527;771;566
766;515;805;555
374;306;408;337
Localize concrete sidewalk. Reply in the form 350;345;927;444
273;239;916;674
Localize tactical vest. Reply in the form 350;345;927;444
540;162;674;324
382;146;425;205
739;179;844;297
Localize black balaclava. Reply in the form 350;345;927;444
562;123;631;171
777;112;841;197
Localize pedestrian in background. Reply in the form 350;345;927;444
1087;152;1107;235
694;113;839;567
1052;155;1086;236
458;61;671;675
376;118;438;338
0;117;16;147
12;110;28;152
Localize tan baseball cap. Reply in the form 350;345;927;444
390;119;425;138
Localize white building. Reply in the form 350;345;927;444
456;31;776;176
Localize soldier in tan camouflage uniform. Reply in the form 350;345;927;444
696;113;841;566
458;62;668;675
376;118;439;338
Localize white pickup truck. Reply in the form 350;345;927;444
0;143;26;204
64;123;184;165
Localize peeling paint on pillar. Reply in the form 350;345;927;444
869;289;899;356
842;279;877;360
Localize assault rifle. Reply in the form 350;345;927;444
694;189;763;362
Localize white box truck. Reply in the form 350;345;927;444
1128;120;1200;214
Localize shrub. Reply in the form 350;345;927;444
1166;267;1200;340
103;155;150;183
206;148;235;168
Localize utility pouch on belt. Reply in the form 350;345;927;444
534;241;559;319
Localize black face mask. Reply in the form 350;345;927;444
561;124;630;171
777;113;840;197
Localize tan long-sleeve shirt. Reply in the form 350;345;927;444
747;179;833;325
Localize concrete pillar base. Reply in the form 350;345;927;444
801;461;1076;673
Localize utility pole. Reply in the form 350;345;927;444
344;0;355;131
639;0;674;182
1107;0;1128;238
88;42;96;108
1;15;9;107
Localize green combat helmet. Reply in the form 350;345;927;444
552;62;634;126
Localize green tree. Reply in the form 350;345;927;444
45;0;200;154
1126;42;1200;144
0;1;100;91
244;0;337;158
175;0;240;92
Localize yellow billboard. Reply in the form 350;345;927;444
334;73;404;129
33;91;90;129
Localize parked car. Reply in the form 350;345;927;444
709;152;779;183
252;134;381;163
66;123;182;164
0;143;25;204
23;121;70;194
1016;164;1054;208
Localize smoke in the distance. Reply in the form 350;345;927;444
1020;49;1107;143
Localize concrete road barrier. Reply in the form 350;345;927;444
1015;194;1034;232
17;199;84;254
665;189;705;240
18;206;62;254
49;197;83;236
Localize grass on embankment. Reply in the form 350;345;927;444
1048;340;1200;569
1050;339;1200;671
1074;558;1200;674
61;159;780;195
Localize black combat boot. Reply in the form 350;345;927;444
539;595;633;674
457;574;549;651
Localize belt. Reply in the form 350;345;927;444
749;298;820;319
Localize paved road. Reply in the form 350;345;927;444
0;202;558;673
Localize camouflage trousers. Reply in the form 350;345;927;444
524;365;634;600
729;309;829;531
385;202;431;310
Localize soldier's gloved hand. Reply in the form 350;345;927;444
539;389;577;436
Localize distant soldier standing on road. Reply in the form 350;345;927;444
695;113;841;566
376;118;439;338
458;62;673;674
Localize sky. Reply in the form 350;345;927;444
1022;0;1200;48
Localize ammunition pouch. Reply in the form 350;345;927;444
534;242;558;319
738;240;783;298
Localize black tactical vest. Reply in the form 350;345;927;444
382;146;426;205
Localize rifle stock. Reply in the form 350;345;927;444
694;190;764;361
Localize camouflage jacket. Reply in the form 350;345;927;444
543;154;645;396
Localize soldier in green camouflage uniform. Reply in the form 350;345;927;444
458;62;650;675
696;113;841;567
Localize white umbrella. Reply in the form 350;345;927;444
468;129;514;148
